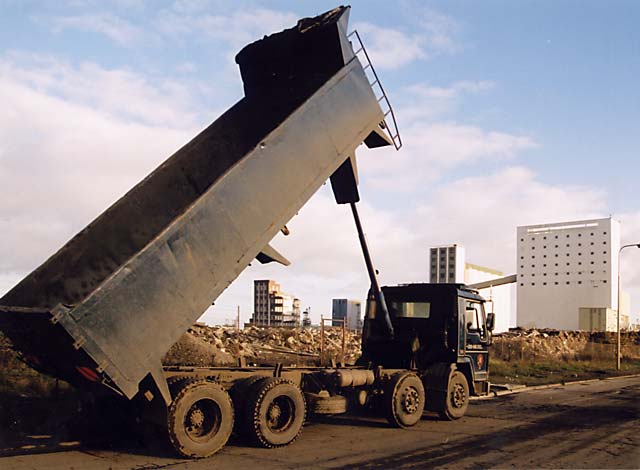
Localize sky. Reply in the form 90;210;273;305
0;0;639;327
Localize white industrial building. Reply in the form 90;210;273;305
516;217;628;331
429;244;515;333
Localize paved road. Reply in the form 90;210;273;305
2;376;639;469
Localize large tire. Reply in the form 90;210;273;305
385;372;425;428
230;375;268;435
438;370;469;420
245;377;305;448
167;380;234;458
306;392;349;415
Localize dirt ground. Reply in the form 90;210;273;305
1;375;638;469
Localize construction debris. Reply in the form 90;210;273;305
163;325;363;367
492;328;640;362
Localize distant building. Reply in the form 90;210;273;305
429;244;515;333
465;263;516;333
332;299;362;330
302;308;312;328
429;244;465;283
251;280;300;327
517;217;623;330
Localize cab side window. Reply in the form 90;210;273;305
465;301;486;341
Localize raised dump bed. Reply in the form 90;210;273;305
0;6;395;406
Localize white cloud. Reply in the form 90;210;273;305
50;13;143;45
353;10;459;70
0;53;211;128
361;121;536;191
0;57;196;277
353;22;427;70
153;8;299;49
401;81;494;120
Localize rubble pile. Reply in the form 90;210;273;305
163;325;363;367
492;329;640;362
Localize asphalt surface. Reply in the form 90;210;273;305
2;375;639;469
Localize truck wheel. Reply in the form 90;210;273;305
167;380;234;458
385;372;425;428
245;377;305;448
438;371;469;420
230;375;267;435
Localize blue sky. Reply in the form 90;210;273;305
1;0;639;326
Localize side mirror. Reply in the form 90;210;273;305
486;312;495;332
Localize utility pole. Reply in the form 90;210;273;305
617;243;640;370
237;305;240;332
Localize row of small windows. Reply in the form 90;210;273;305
528;242;607;249
520;232;607;242
521;253;607;260
521;262;607;269
521;270;606;277
520;280;607;286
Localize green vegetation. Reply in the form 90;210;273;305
490;358;640;386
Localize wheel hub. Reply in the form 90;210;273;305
452;383;466;408
189;408;205;428
268;404;282;422
401;387;420;414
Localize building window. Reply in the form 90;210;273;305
566;281;570;285
543;282;547;285
555;235;558;239
532;255;535;259
531;264;535;268
543;245;547;249
555;254;559;258
554;281;559;285
566;262;570;266
520;238;524;242
531;282;535;286
555;244;559;248
520;283;524;286
567;234;570;238
543;273;547;276
603;241;607;245
578;281;582;284
604;280;608;283
604;260;607;264
543;254;547;258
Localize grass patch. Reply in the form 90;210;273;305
490;358;640;386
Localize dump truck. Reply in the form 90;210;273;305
0;6;494;459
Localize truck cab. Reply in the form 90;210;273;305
361;283;495;418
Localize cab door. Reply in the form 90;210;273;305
463;300;489;381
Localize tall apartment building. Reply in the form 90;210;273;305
429;244;466;283
331;299;362;330
252;280;301;327
517;217;622;330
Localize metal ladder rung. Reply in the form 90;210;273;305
353;47;364;55
369;79;379;87
377;95;386;103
